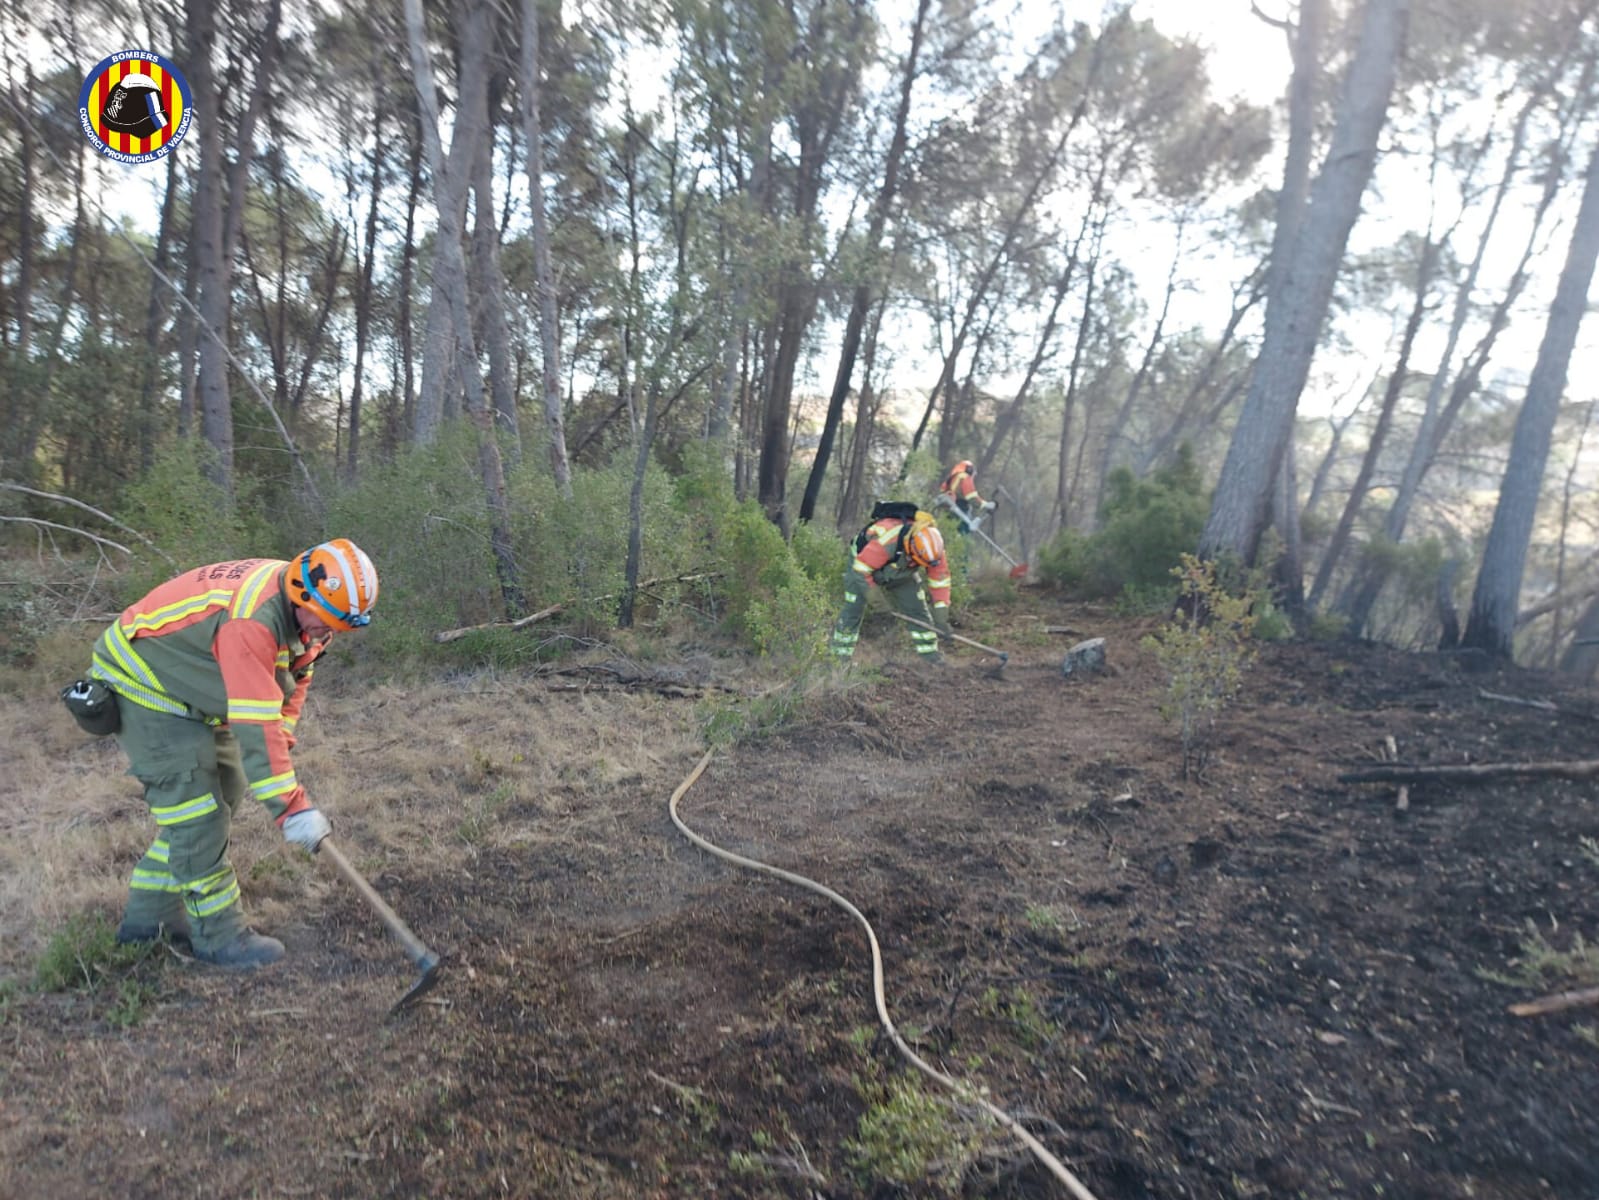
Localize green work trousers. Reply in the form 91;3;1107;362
117;702;249;952
830;564;941;659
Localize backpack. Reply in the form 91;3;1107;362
855;501;937;563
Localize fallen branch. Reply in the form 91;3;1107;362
1339;760;1599;784
1508;985;1599;1017
1;481;176;564
1478;688;1599;723
433;572;721;642
0;515;133;556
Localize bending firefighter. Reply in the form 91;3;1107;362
939;459;996;528
81;541;378;968
831;502;952;664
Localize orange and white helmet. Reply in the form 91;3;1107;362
288;539;379;630
906;522;946;571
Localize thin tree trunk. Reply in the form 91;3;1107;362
190;0;233;493
1308;237;1438;608
398;94;422;444
347;61;385;481
136;147;180;472
907;19;1116;464
1463;141;1599;660
472;109;521;462
1336;71;1577;634
521;0;572;494
1055;223;1102;530
797;0;929;524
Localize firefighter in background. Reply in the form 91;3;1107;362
831;504;952;664
939;459;997;528
85;540;378;968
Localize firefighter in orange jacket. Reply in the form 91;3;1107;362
940;459;996;528
84;540;378;968
831;506;952;664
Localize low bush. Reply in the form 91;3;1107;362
1037;445;1208;601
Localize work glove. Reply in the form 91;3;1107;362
281;807;332;853
980;499;997;513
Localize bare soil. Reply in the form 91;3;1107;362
4;597;1598;1199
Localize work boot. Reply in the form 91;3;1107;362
115;918;193;954
194;929;285;969
916;651;949;668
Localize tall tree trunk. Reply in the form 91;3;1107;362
136;147;181;472
1307;237;1437;608
1093;213;1185;501
1463;141;1599;660
346;57;385;481
189;0;232;493
413;0;490;443
12;61;33;358
472;107;521;462
797;0;929;523
1054;222;1103;530
398;94;423;444
521;0;572;494
405;0;524;616
1199;0;1407;566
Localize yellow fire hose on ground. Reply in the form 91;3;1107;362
669;748;1101;1200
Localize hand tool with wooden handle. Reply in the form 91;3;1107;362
319;837;442;1016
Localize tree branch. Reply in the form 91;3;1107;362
0;482;176;564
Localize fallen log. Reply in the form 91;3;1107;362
1339;760;1599;784
1508;985;1599;1017
434;572;720;643
1478;688;1599;723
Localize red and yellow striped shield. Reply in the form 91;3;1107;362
77;50;193;164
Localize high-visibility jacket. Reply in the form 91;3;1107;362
940;461;985;510
851;517;951;610
90;559;327;824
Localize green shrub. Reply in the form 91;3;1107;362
117;447;275;601
1037;445;1208;598
1141;555;1259;778
34;912;163;1025
848;1074;992;1196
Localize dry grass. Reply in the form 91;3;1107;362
0;656;740;974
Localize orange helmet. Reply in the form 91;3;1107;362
288;539;379;630
906;522;946;571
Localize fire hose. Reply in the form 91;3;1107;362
669;748;1101;1200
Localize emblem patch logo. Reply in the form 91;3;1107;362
77;50;193;164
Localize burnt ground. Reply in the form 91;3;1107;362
4;597;1599;1200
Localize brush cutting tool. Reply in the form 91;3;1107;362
891;612;1010;677
319;838;443;1017
933;494;1028;578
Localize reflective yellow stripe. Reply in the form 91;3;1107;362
231;562;282;619
226;699;283;722
130;869;180;892
851;560;874;575
91;655;187;716
105;624;160;689
186;879;240;917
124;589;232;634
250;771;297;800
150;794;218;825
